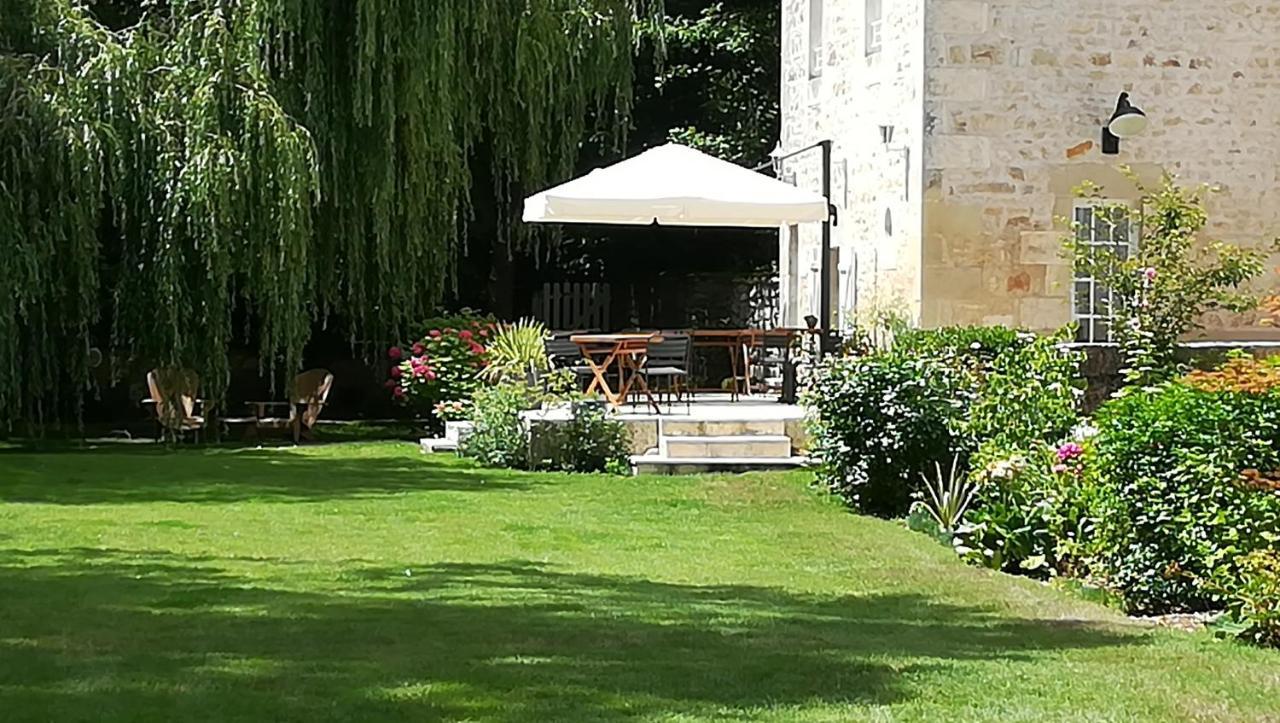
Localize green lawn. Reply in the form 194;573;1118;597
0;442;1277;721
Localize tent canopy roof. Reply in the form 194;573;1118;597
522;144;829;228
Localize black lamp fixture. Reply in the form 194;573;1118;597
1101;92;1148;155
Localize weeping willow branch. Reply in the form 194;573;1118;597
0;0;659;426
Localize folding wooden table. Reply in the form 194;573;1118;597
570;333;662;412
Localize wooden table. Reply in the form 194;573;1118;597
688;329;764;400
244;400;306;444
570;333;661;412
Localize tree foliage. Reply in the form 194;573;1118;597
0;0;659;425
1067;173;1268;388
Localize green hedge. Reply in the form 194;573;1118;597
1090;384;1280;614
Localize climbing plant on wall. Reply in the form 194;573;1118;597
0;0;659;425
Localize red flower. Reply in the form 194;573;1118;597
429;329;441;339
459;330;473;341
392;387;406;400
388;346;403;360
383;379;397;390
469;342;485;354
412;342;425;356
425;370;437;381
389;365;402;378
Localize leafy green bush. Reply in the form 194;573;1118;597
529;400;631;474
1215;549;1280;648
965;328;1083;448
461;377;630;474
460;382;538;470
959;439;1099;578
1089;383;1280;613
805;325;1082;516
805;348;972;516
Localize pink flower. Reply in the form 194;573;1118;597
389;365;402;379
1052;463;1070;475
392;387;406;400
1142;267;1157;281
429;329;441;339
388;346;403;360
383;379;397;390
425;370;437;381
459;329;473;341
412;342;425;356
1056;442;1084;462
469;342;485;354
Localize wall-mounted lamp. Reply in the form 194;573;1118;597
878;124;910;201
769;141;786;175
1101;92;1148;155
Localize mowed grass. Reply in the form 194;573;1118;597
0;442;1277;722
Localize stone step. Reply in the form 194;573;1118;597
419;437;458;453
659;419;787;437
630;455;809;476
660;434;793;459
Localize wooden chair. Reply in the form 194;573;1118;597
247;369;334;444
142;368;208;442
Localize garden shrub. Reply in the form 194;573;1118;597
460;382;537;470
461;376;630;474
1214;549;1280;648
805;325;1083;516
805;348;972;516
965;328;1083;448
529;400;631;474
388;310;495;430
958;438;1099;578
1089;383;1280;614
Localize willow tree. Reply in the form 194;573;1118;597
0;0;659;425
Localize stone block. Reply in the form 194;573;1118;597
932;1;990;34
929;135;992;169
927;68;988;101
1018;296;1071;331
1020;231;1067;264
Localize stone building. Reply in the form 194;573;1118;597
778;0;1280;340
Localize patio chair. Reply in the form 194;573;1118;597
639;332;692;412
142;368;208;442
246;368;334;444
544;334;594;388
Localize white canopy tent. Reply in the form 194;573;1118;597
521;143;829;228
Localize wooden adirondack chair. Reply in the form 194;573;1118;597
246;369;334;443
143;368;209;441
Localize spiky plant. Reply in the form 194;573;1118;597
481;319;550;383
919;455;978;534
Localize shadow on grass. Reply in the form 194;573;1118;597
0;445;536;504
0;549;1147;722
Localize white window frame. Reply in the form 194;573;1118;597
865;0;883;55
1071;200;1136;344
809;0;824;78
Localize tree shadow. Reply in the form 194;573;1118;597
0;549;1148;721
0;445;537;504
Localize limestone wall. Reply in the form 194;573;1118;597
780;0;926;329
922;0;1280;337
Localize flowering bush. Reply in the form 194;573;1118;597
957;435;1100;578
388;311;495;429
1066;175;1264;387
806;325;1083;516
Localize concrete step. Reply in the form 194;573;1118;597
420;437;458;453
659;419;787;437
660;434;792;459
630;455;809;476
